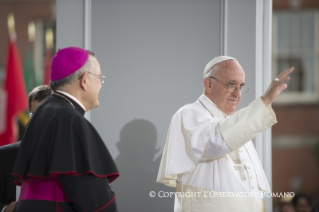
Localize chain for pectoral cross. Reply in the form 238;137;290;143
199;100;214;118
52;92;75;108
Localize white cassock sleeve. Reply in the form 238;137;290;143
219;97;276;150
157;97;276;187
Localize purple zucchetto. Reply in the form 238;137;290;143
51;47;89;81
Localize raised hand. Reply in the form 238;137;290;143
261;67;294;106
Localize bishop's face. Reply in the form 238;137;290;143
86;57;102;110
206;61;245;115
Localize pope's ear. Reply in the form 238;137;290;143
203;77;212;93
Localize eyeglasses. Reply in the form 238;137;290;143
78;71;106;84
209;77;249;94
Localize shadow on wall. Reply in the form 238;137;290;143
112;119;174;212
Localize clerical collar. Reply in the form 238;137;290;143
199;94;228;118
54;90;86;116
56;90;86;111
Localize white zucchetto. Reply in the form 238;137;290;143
203;56;237;78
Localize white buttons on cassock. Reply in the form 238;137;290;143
235;146;262;198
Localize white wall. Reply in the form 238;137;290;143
90;1;220;211
56;0;84;48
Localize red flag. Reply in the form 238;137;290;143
43;49;52;85
0;35;28;146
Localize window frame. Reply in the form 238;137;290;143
272;9;319;104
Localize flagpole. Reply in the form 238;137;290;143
43;28;53;85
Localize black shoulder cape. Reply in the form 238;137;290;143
12;93;119;185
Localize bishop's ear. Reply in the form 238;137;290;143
79;73;88;91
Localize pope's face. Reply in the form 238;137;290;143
207;61;245;115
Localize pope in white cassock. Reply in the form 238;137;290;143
157;56;294;212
